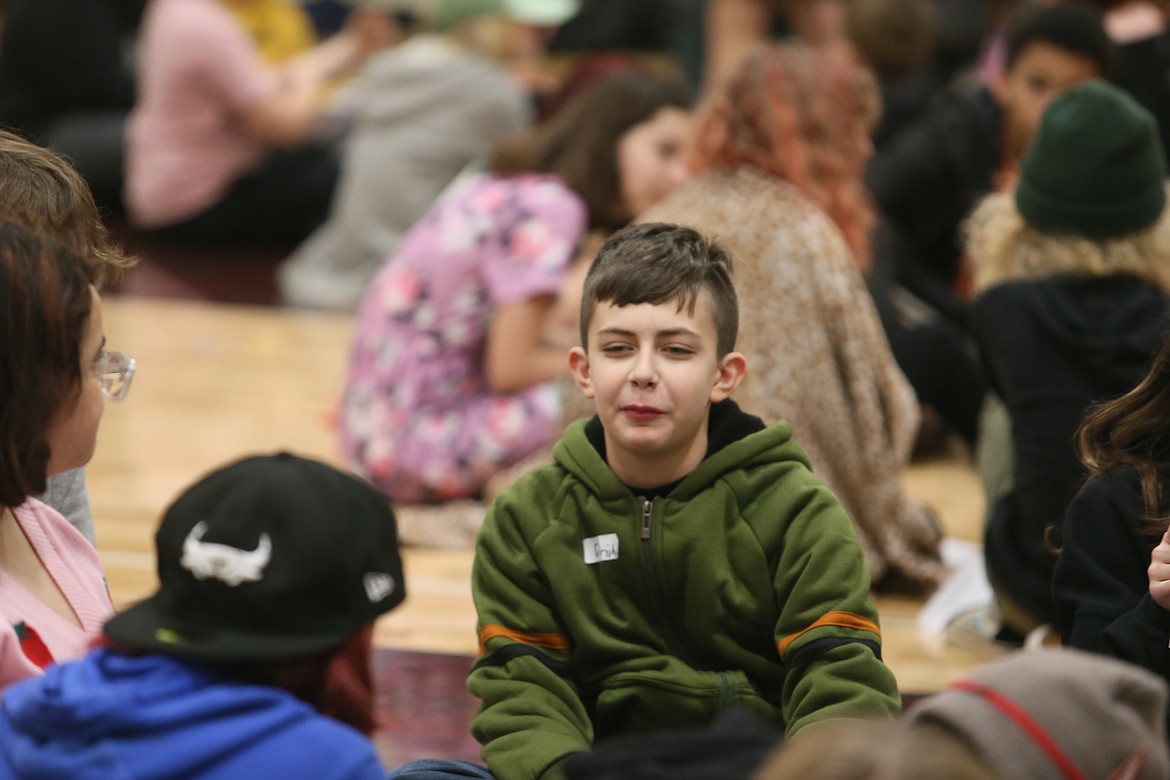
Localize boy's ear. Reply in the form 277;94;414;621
569;346;596;399
710;351;747;402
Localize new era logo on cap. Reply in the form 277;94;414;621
363;572;396;603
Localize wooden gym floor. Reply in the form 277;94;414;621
88;247;1011;761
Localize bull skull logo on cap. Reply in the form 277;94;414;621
180;521;273;586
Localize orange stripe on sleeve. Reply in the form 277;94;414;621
478;625;569;655
776;610;881;659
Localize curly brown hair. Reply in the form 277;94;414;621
691;42;880;272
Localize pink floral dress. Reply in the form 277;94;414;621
341;174;587;503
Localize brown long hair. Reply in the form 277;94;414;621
691;42;880;271
0;222;93;507
488;68;693;232
1077;328;1170;534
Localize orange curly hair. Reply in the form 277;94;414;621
692;43;880;271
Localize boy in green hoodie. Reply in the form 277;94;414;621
463;222;899;780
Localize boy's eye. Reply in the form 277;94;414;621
601;344;633;355
663;345;694;357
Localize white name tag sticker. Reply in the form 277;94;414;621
583;533;620;564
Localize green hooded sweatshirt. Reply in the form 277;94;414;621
469;401;900;780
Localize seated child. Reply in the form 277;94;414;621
0;129;137;543
867;2;1110;324
967;80;1170;638
1055;330;1170;744
432;223;900;779
0;452;405;778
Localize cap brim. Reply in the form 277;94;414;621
104;596;355;661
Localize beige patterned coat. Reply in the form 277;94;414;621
638;167;946;590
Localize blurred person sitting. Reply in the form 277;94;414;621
0;131;137;544
0;223;133;688
866;2;1111;327
967;80;1170;639
124;0;394;248
279;0;579;311
1056;331;1170;747
339;69;693;547
0;452;405;778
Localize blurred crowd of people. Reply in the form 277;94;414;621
7;0;1170;778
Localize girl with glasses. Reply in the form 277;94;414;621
0;129;137;545
0;222;133;689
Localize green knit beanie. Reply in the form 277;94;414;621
1015;79;1167;239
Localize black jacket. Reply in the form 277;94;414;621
1055;466;1170;745
1055;466;1170;681
973;274;1170;625
866;87;1000;323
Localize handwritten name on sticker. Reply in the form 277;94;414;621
583;533;619;564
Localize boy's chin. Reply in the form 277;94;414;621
609;427;681;456
605;423;665;451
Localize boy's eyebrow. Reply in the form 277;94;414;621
595;327;701;340
655;327;701;340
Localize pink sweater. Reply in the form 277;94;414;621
0;499;114;689
126;0;273;227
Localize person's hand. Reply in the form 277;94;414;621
1147;529;1170;610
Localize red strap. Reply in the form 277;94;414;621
951;680;1087;780
12;621;54;669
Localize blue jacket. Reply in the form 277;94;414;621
0;649;386;779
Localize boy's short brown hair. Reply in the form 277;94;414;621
579;223;738;356
0;130;134;286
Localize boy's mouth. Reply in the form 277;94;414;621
621;404;664;422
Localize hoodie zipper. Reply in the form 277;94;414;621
640;498;690;661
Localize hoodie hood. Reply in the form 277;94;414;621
0;650;337;779
1009;274;1170;388
555;399;805;502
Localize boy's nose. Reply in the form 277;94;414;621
629;352;658;388
631;348;659;385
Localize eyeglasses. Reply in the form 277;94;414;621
90;349;136;402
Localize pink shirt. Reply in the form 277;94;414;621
126;0;274;227
0;499;114;689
